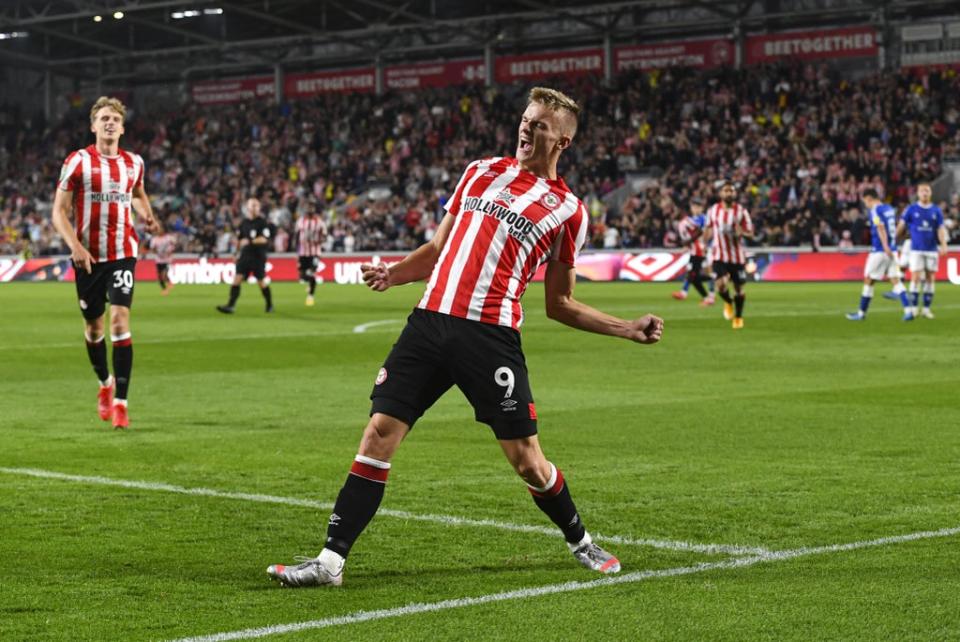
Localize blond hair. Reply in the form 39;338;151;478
528;87;580;136
89;96;127;124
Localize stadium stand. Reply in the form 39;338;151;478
2;64;959;257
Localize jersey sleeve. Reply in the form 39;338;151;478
703;208;714;228
900;207;913;225
57;152;82;192
935;207;944;227
739;208;754;234
134;154;145;188
443;159;483;216
549;200;589;266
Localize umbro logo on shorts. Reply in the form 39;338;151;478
375;367;387;385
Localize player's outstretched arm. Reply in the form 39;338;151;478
51;188;93;274
362;212;455;292
543;260;663;344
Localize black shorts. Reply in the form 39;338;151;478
298;256;319;277
713;261;746;286
236;252;266;280
157;263;169;273
370;308;537;440
688;255;705;273
74;257;137;321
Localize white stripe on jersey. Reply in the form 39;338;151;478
115;154;129;257
79;150;93;248
463;170;547;321
97;154;110;257
419;158;498;308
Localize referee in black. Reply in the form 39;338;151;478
217;197;275;314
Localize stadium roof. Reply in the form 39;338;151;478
1;0;959;84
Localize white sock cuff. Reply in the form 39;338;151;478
111;332;132;342
114;398;128;407
318;548;345;575
354;454;391;470
861;285;874;297
526;462;558;493
85;331;104;343
909;282;919;292
925;282;935;293
567;531;593;552
892;283;905;294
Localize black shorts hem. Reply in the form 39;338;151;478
484;417;538;440
370;396;420;429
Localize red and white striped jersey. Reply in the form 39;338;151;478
149;233;177;263
678;215;705;257
57;145;144;263
418;156;589;330
295;214;327;257
705;202;753;264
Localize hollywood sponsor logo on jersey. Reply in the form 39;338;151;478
461;195;535;242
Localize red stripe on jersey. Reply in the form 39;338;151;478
72;156;86;246
479;235;521;324
449;215;499;318
349;460;389;483
106;157;121;261
88;151;103;260
447;162;483;216
425;211;474;311
120;151;136;259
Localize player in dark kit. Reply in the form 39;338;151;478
266;87;664;588
216;198;274;314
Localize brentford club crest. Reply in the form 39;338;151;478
539;192;561;210
375;367;388;385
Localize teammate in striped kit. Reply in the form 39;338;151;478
148;229;177;295
671;197;715;305
267;88;664;588
702;181;753;329
51;96;159;429
294;208;327;306
846;189;912;321
896;183;948;319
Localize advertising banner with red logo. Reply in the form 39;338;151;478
191;76;275;105
285;68;376;99
615;38;734;72
746;26;878;65
3;252;960;285
495;48;604;83
385;59;485;90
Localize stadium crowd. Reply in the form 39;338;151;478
2;63;959;257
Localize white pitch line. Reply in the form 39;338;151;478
171;525;960;642
0;467;767;556
352;319;400;333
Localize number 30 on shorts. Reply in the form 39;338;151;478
494;366;515;398
113;269;134;288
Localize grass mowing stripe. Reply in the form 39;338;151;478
170;525;960;642
0;466;768;556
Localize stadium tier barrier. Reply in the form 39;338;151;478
2;249;960;285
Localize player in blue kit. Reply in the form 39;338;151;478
846;189;912;321
897;183;948;319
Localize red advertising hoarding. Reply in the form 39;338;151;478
191;76;275;105
495;48;604;83
384;59;485;90
615;38;734;71
746;26;878;64
4;253;960;284
285;68;376;99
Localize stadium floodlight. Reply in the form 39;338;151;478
93;15;103;22
204;8;224;15
171;11;184;19
113;11;124;19
0;31;28;40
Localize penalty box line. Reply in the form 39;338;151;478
0;466;767;556
172;525;960;642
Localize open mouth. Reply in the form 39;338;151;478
518;137;533;154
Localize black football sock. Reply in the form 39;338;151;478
718;289;733;304
308;277;317;296
324;455;389;558
111;335;133;400
227;285;240;307
157;275;165;288
691;274;708;298
734;293;746;318
85;333;110;383
528;464;586;544
262;286;273;308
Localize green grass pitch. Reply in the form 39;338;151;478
1;279;959;641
